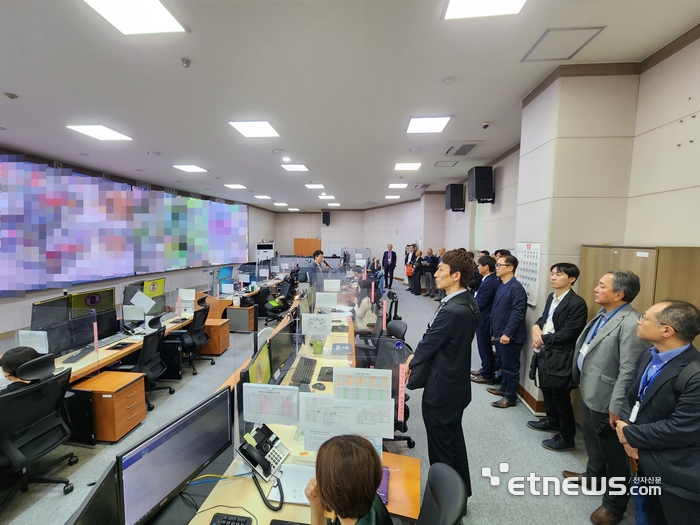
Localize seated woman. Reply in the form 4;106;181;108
0;346;41;393
353;280;378;332
305;435;392;525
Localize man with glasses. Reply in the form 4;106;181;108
565;270;648;525
471;255;500;385
615;300;700;524
487;255;527;408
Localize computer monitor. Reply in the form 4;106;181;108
146;294;166;316
70;310;120;348
70;288;116;319
142;277;165;299
220;282;235;295
218;266;234;280
240;343;271;385
30;295;70;331
123;305;145;324
65;461;120;525
116;388;231;525
46;322;73;356
269;329;295;375
123;281;145;306
300;293;311;315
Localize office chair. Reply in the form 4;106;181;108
264;282;293;326
110;326;175;411
386;290;402;321
386;319;407;340
0;355;78;514
166;305;214;375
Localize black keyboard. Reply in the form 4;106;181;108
64;347;95;363
291;356;317;385
209;514;251;525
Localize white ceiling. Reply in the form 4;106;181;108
1;0;699;212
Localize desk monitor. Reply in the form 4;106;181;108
123;281;145;306
117;387;231;525
218;265;234;280
220;282;235;295
142;277;165;299
270;328;295;376
240;343;271;385
70;310;120;348
65;460;120;525
146;294;167;316
30;295;70;331
300;293;311;316
70;288;116;319
123;305;145;324
46;322;73;356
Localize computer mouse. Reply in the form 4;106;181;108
311;383;326;391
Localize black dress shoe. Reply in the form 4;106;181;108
471;374;495;385
527;418;560;433
486;387;506;396
434;297;441;301
541;434;575;452
491;397;516;409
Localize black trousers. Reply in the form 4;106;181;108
581;403;630;515
541;386;576;443
384;266;394;287
644;486;700;525
422;400;472;497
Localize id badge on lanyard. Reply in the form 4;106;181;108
579;342;591;357
629;401;641;423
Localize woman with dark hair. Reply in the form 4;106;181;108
0;346;41;393
304;435;392;525
411;249;424;296
353;280;378;331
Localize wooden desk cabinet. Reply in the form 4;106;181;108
200;319;230;355
71;372;146;443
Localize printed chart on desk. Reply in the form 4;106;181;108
242;384;298;425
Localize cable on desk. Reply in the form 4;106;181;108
179;491;199;511
252;471;284;512
195;505;258;525
187;472;253;486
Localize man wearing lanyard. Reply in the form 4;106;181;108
381;244;396;289
616;301;700;524
565;271;648;525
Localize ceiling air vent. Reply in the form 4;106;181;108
442;141;482;157
361;201;380;207
412;183;431;191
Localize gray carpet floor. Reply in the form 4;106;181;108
3;285;637;524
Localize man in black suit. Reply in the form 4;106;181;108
471;255;500;384
616;300;700;524
487;255;528;408
381;244;397;289
528;262;588;451
407;249;479;496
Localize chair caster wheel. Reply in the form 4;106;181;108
147;403;155;411
407;439;416;449
64;483;74;495
69;456;79;466
169;387;175;394
192;370;198;375
210;359;215;365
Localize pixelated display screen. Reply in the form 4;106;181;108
0;156;249;295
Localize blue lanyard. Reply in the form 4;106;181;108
586;304;626;344
637;356;664;402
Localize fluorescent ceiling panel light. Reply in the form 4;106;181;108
254;195;271;200
385;195;401;200
281;164;309;172
273;202;288;207
82;0;186;35
288;208;300;211
173;164;207;172
388;183;408;189
442;0;527;19
224;184;247;189
318;195;335;200
406;117;451;134
305;183;325;189
395;163;421;171
328;203;341;207
67;125;132;141
229;121;279;138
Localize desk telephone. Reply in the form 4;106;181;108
237;423;289;482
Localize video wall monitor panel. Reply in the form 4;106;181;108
117;388;231;525
30;295;70;331
70;288;116;319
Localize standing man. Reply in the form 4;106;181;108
565;270;648;525
434;247;446;302
487;255;527;408
471;256;499;385
528;263;588;451
309;250;325;291
423;248;437;298
407;249;479;497
381;244;397;290
616;300;700;524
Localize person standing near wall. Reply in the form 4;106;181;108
381;244;397;290
423;248;437;298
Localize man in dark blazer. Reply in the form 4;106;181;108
487;254;528;408
616;300;700;524
528;262;588;451
471;255;500;384
381;244;397;289
407;249;479;497
565;270;648;525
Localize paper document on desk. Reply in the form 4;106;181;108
130;291;156;314
18;331;49;354
333;368;392;403
302;314;332;335
267;464;315;505
299;392;394;438
243;383;299;426
324;279;341;292
315;292;337;308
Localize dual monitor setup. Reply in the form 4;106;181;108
214;261;277;296
240;314;298;386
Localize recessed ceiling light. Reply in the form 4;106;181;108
281;164;308;172
147;151;163;156
406;117;451;134
318;195;335;200
288;208;300;212
305;183;325;189
282;157;291;162
389;183;408;189
254;195;271;200
328;203;341;207
442;0;528;19
224;184;247;189
67;125;132;141
385;195;401;200
82;0;186;35
173;164;207;172
274;202;288;207
229;121;279;138
395;163;421;171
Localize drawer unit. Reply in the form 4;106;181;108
72;371;147;443
201;319;230;355
226;305;256;332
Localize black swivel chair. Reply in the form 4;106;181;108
167;305;214;375
264;282;293;326
110;325;175;411
386;290;401;321
386;319;407;340
0;355;78;514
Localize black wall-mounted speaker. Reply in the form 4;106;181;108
322;211;330;226
445;184;465;212
467;166;495;203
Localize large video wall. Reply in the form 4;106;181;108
0;155;248;296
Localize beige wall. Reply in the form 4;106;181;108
248;206;276;261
